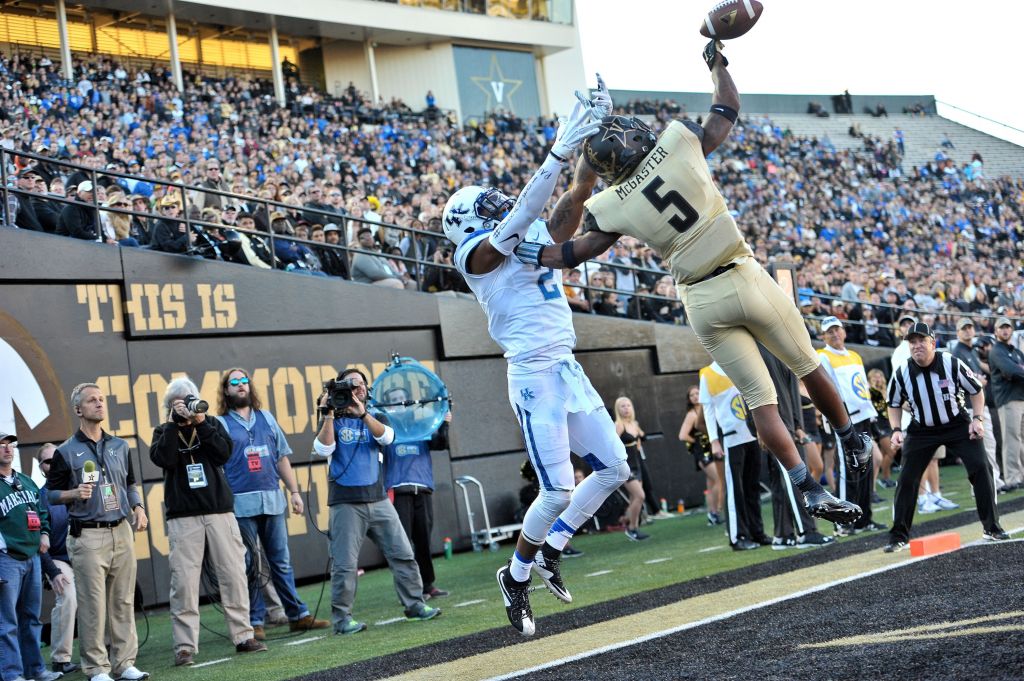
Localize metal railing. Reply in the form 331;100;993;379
2;146;1021;336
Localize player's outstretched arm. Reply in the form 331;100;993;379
701;40;740;157
515;226;618;270
547;156;599;244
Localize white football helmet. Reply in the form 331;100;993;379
441;185;514;247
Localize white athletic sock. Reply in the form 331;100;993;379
510;550;533;582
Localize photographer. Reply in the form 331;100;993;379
312;369;440;635
150;378;266;666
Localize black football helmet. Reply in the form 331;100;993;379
582;115;658;185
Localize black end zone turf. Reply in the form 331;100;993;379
530;541;1024;680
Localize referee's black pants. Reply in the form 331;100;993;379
725;440;764;544
890;420;1001;543
393;489;436;590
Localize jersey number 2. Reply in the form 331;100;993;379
537;269;562;300
642;176;699;233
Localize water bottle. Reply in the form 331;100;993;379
660;498;668;513
677;499;685;514
443;537;452;560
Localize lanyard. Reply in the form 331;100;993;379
178;427;199;457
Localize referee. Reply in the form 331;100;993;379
883;323;1009;552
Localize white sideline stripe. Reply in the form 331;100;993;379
585;570;613;577
285;636;324;646
375;616;406;626
874;505;890;513
485;553;937;681
455;599;486;608
644;558;671;565
698;545;725;553
192;658;230;668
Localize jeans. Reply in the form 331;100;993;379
0;552;45;681
235;513;308;626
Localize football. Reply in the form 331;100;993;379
699;0;764;40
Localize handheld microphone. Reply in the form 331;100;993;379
82;460;99;484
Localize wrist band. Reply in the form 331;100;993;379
972;415;983;422
709;103;739;123
359;412;370;420
514;241;545;266
891;426;902;432
562;240;580;269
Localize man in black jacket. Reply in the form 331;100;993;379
150;194;193;253
991;317;1024;490
13;167;46;232
56;180;100;240
150;377;266;666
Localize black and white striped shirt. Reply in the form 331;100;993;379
887;351;982;428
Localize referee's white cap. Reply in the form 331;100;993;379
821;316;843;332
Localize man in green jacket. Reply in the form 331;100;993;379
0;430;63;681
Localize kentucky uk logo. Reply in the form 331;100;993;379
520;388;536;402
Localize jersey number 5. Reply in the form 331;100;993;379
642;176;699;233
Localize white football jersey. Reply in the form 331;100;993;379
455;220;576;374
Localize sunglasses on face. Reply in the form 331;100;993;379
229;377;250;386
40;459;52;466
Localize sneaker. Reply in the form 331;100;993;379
335;619;367;635
861;521;888;532
752;534;773;546
982;529;1010;541
797;532;836;548
115;667;149;681
561;545;584;558
404;604;442;621
625;528;650;541
870;492;884;504
34;672;63;681
289;614;330;631
235;638;267;654
174;650;195;666
52;662;80;674
930;493;959;511
706;512;718;526
496;562;535;636
840;431;872;473
771;536;797;550
731;539;758;551
918;496;940;514
883;541;908;553
533;544;572;603
423;585;450;600
878;478;898;489
252;625;266;641
804;488;862;524
834;524;853;537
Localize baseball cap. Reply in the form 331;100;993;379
897;314;918;326
956;317;975;330
799;297;812;307
324;223;339;233
17;166;41;178
269;211;287;222
77;180;94;193
820;316;843;332
974;334;994;348
995;317;1013;328
906;323;933;340
0;431;16;444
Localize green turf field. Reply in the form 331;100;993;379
62;466;1018;680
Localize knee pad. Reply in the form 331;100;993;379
596;460;630;489
521;489;572;544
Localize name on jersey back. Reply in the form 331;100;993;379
613;146;670;201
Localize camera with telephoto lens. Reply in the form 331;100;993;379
172;394;210;424
323;377;359;413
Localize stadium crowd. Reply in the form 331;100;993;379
1;51;1022;338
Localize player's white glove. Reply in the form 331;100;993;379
550;95;602;161
587;73;612;119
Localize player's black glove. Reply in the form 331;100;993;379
703;40;728;71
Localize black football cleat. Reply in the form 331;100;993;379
841;431;873;474
533;545;572;603
496;562;535;636
804;488;862;524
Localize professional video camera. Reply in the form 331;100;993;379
323;377;360;413
172;394;209;424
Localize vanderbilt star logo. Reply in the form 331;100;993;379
600;118;632;146
470;55;523;113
